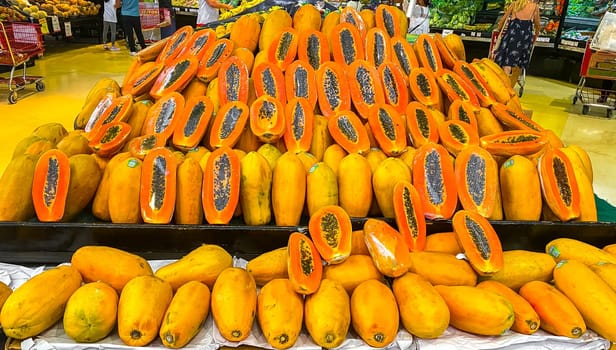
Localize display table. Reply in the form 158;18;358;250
43;15;103;43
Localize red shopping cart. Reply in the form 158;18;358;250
572;40;616;118
139;2;171;43
489;30;538;97
0;21;45;104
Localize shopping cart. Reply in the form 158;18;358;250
139;2;171;43
0;21;45;104
572;40;616;118
489;30;538;97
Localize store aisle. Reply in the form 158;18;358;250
0;41;614;211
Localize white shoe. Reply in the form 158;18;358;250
129;51;138;56
110;46;121;51
103;44;109;50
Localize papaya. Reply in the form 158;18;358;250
437;119;480;156
271;152;306;226
482;249;556;291
391;36;419;76
63;281;118;343
0;154;37;221
304;279;350;349
546;237;616;266
140;147;178;224
372;157;411;218
259;9;293;53
0;281;11;312
230;14;260;52
347;59;385;120
424;232;463;255
63;154;103;222
293;4;322;33
246;247;288;286
477;280;540;335
175;157;204;224
499;155;542;221
90;152;132;221
559;146;598;222
452;210;504;276
173;96;215;151
156;25;192;64
287;232;323;295
31;122;68;145
350;230;370;256
315;61;351;117
283;97;314;153
297;29;330;71
31;149;71;222
239;151;272;225
306;162;339;217
322;143;348;176
455;145;498;218
351;279;399;348
337;153;372;217
331;22;365;66
202;146;240;224
408;251;478;286
406;101;440;148
368;103;407;156
56;131;92;157
323;254;383;295
363;218;412;278
393;180;426;252
257;279;304;350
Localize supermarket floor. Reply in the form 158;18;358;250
0;39;615;211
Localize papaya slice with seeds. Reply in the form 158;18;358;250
480;130;548;157
316;61;351;117
375;4;401;38
447;99;479;133
392;180;426;252
32;149;71;222
437;120;479;157
331;22;365;66
435;69;480;108
347;59;386;120
218;55;250;106
128;134;167;160
268;28;299;71
252;61;287;104
328;110;371;155
202;146;240;224
537;148;581;221
209;101;250;149
297;29;330;71
86;94;134;138
285;59;318;108
140;147;178;224
179;28;216;62
367;103;407;157
340;5;367;38
490;102;544;132
122;61;164;97
408;67;442;111
308;204;353;264
453;61;496;108
378;62;409;116
414;34;443;73
88;121;132;158
250;95;286;144
406;101;440;148
390;36;419;76
433;33;458;69
365;27;392;68
150;55;199;99
287;232;323;295
156;25;193;64
412;142;458;220
452;210;504;276
454;145;499;218
196;38;234;83
363;218;412;278
172;96;215;151
284;97;314;154
142;92;185;141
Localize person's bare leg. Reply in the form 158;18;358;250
502;66;512;75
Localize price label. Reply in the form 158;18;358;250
38;17;49;35
536;36;550;42
51;16;61;33
561;39;575;47
442;29;454;36
64;21;72;38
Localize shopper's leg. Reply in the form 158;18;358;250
134;18;147;49
110;22;117;46
102;21;110;47
123;16;136;52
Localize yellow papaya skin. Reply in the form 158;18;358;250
71;245;153;293
118;275;174;347
211;267;258;342
323;254;384;295
338;153;373;217
0;281;11;311
554;259;616;342
351;279;399;348
590;262;616;291
392;272;450;339
257;279;304;350
246;247;288;286
240;151;273;225
499;155;542;221
408;251;478;286
560;147;597;222
0;154;37;221
175;157;204;225
1;265;83;340
482;250;555;291
91;152;132;221
304;279;351;349
109;157;143;224
159;281;211;349
62;154;103;222
63;281;119;343
310;114;333;162
372;157;411;218
155;244;233;290
306;162;339;216
271;152;307;226
546;238;616;266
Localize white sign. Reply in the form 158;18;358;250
51;16;61;33
64;21;72;38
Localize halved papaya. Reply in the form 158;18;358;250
316;61;351;117
209;101;250;149
392;180;426;252
454;145;499;218
405;101;440;148
537;147;581;221
122;61;164;97
390;36;419;76
179;28;216;62
408;67;442;111
435;69;480;108
480;130;548;157
328;110;371;155
331;22;365;66
128;134;167;160
217;55;250;106
268;27;299;71
202;146;241;224
375;4;401;38
452;209;504;276
172;96;215;151
142;92;186;141
414;34;443;73
88;121;132;158
363;218;412;278
412;142;458;220
285;59;318;108
432;33;458;69
447;99;479;132
156;25;193;64
490;103;544;132
85;94;134;137
367;103;407;156
339;5;367;38
252;61;287;104
196;38;235;83
250;95;286;144
32;149;71;222
453;61;496;108
287;232;323;295
297;29;330;71
364;27;392;68
284;97;314;154
378;62;409;116
308;204;353;264
437;120;479;157
140;147;177;224
150;55;199;99
347;59;386;120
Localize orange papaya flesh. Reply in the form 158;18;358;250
393;180;426;252
480;130;548;157
218;55;250;106
172;96;215;151
202;146;241;224
378;62;409;116
452;209;504;276
140;147;178;224
347;59;386;120
32;149;71;222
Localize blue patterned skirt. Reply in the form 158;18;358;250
494;18;534;69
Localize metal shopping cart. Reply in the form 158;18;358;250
489;30;538;97
0;21;45;104
572;40;616;118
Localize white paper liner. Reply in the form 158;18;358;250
0;261;611;350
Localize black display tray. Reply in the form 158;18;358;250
1;219;615;265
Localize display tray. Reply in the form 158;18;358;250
0;218;615;265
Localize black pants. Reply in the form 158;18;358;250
122;15;146;52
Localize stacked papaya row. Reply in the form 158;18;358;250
1;222;616;349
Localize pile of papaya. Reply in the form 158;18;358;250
1;223;616;348
0;3;597;225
